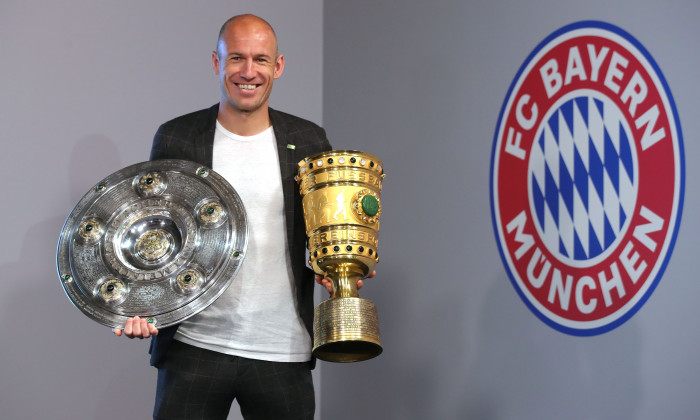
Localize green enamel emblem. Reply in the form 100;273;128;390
361;195;379;216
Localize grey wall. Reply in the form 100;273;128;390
322;1;700;419
0;2;322;419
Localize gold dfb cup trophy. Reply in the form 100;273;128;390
296;150;384;362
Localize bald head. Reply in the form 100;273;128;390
216;14;278;58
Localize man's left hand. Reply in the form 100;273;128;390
315;271;376;293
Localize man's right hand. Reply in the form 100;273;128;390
112;316;159;339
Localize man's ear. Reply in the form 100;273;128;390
274;54;285;79
212;50;221;75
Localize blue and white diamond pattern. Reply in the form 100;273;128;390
529;93;636;262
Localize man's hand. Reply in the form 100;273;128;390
315;271;376;293
112;316;159;338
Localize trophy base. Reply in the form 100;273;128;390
312;297;382;363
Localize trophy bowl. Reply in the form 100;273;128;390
297;150;384;362
56;160;248;329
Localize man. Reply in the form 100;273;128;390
113;14;367;419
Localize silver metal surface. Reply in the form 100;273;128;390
57;160;248;328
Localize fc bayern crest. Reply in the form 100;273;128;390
490;21;684;335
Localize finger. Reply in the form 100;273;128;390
131;316;142;338
315;275;324;285
113;328;123;336
323;278;333;293
139;318;151;338
148;322;159;337
357;279;364;290
368;270;376;278
124;317;135;337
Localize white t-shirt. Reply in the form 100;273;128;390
173;122;311;362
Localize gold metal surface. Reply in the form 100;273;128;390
97;278;127;303
296;150;385;362
175;268;204;293
136;230;172;261
136;171;167;196
199;201;225;225
77;218;103;243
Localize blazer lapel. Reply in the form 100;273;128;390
196;104;220;167
270;108;299;253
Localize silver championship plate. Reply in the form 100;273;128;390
57;160;248;328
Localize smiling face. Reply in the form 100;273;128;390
213;15;285;117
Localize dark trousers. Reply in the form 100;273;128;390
153;340;315;420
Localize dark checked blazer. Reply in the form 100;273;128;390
148;103;331;367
